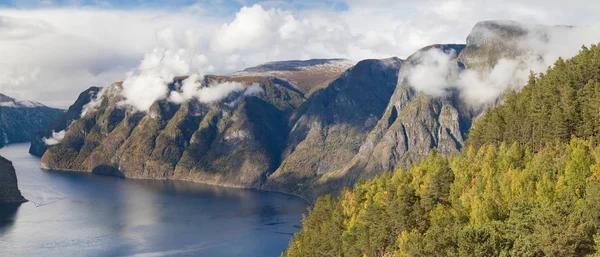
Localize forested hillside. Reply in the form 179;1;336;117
284;45;600;257
469;44;600;150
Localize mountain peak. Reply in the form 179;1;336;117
232;58;356;94
0;93;47;108
241;58;353;73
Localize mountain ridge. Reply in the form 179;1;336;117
35;20;568;201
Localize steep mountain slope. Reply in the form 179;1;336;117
335;45;474;183
0;155;26;203
29;87;101;156
264;57;403;199
41;75;305;188
0;93;63;148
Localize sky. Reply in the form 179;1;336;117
1;0;600;108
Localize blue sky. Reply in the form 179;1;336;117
0;0;349;12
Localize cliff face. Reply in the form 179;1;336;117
263;58;403;199
342;45;470;175
269;45;477;199
41;75;305;188
29;87;101;157
0;155;26;203
0;93;63;149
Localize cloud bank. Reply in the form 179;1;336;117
0;1;600;107
168;75;252;106
405;23;600;104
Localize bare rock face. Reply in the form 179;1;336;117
281;45;480;199
263;58;403;199
0;155;26;203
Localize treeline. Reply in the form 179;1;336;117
284;44;600;257
469;44;600;151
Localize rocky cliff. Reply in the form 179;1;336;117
41;75;305;188
0;155;26;203
335;45;475;186
263;58;403;199
29;87;101;156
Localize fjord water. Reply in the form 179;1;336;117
0;144;307;257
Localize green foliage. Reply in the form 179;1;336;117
284;140;600;256
469;44;600;151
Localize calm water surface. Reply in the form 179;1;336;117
0;143;308;257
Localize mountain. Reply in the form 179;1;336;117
263;57;403;199
38;58;399;192
40;75;305;188
0;93;63;148
327;44;474;187
0;155;26;203
39;20;559;201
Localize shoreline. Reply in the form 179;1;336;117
40;166;311;204
7;142;311;204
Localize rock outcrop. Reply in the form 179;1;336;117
29;87;101;156
0;155;26;203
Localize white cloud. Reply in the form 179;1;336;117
120;48;192;112
42;130;66;146
244;83;264;96
405;48;459;97
169;75;261;106
403;22;600;104
81;86;109;117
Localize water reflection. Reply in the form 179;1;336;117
0;144;308;257
0;202;23;234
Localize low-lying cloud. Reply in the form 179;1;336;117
405;23;600;104
42;130;66;146
119;46;263;112
81;86;108;117
168;75;257;105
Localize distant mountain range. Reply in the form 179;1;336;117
0;93;63;149
33;20;572;201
